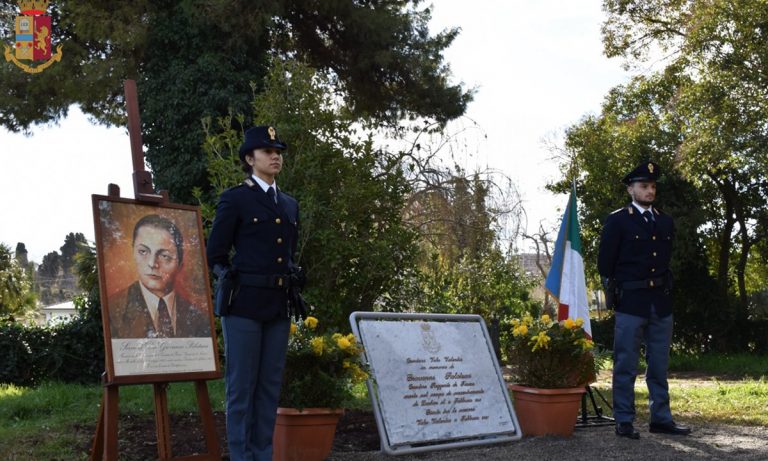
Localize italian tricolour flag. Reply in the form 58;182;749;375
544;186;592;338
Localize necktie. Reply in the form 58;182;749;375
267;186;277;204
157;298;174;337
642;210;655;231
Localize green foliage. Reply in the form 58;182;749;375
0;0;470;203
0;245;104;386
557;67;761;351
669;352;768;379
0;321;45;385
589;315;615;350
392;167;535;320
391;249;538;321
199;59;420;330
594;0;768;341
0;298;103;386
0;243;36;319
279;317;367;409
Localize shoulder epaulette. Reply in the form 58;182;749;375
243;177;258;189
223;182;247;193
653;207;663;215
610;207;630;215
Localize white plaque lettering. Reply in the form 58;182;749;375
355;315;518;450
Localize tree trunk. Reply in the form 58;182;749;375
714;177;736;299
734;211;752;315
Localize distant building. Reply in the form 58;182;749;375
515;253;550;303
38;300;77;325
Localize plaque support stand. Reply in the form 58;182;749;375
575;384;614;428
88;80;222;461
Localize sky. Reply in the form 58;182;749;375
0;0;634;263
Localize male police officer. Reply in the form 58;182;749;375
206;126;300;461
598;161;691;439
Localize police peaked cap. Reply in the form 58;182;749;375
622;161;661;185
238;126;288;160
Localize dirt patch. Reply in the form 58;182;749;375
79;409;379;460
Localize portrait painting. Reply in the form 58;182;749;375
92;195;219;383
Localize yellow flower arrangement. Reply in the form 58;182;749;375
280;317;368;409
505;314;597;389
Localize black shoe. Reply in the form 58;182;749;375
615;422;640;439
649;421;692;435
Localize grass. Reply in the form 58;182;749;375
592;377;768;426
0;379;226;460
1;353;766;460
590;352;768;427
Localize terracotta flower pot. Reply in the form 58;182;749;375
272;407;344;461
508;384;586;437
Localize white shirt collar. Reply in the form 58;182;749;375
138;282;176;334
631;201;653;214
251;174;277;194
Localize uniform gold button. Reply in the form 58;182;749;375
635;235;639;239
277;238;283;244
253;218;258;223
652;235;656;240
275;218;281;224
653;252;657;257
277;257;283;263
651;268;656;272
650;280;655;287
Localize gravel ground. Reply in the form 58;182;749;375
327;421;768;461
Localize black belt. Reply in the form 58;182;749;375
620;276;665;290
239;273;290;288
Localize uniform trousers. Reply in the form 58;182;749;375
222;314;290;461
612;306;674;425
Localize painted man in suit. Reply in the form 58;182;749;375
108;214;211;339
598;161;691;439
206;125;300;461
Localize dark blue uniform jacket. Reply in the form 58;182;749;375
206;181;299;321
597;205;674;318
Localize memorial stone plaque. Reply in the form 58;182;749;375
351;313;520;455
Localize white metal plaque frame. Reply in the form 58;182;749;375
349;312;521;456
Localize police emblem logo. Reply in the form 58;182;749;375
3;0;63;73
648;163;654;173
268;126;276;141
420;323;441;354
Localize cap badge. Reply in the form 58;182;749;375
268;126;276;141
648;163;654;173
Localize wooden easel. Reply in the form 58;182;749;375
89;80;222;461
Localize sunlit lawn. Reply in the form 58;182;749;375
591;376;768;426
588;352;768;426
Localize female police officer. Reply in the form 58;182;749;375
207;125;300;461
